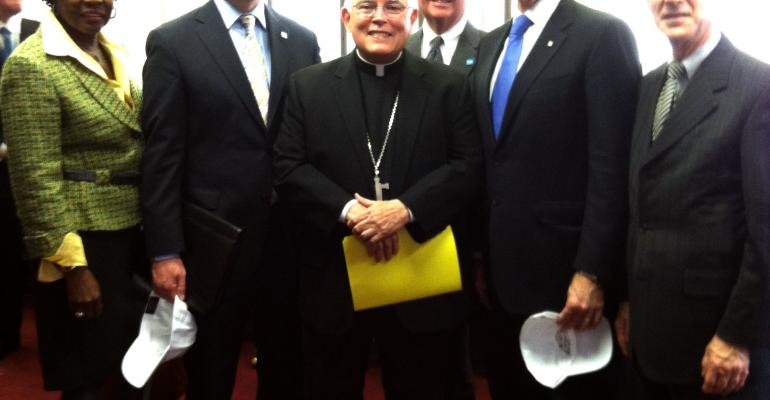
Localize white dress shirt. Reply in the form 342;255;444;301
420;17;468;66
213;0;272;86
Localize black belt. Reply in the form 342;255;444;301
62;170;141;186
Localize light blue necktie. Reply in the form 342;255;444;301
0;28;12;69
491;15;533;139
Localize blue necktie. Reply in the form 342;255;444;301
491;15;533;139
0;28;12;69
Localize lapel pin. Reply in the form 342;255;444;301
465;58;475;66
547;40;554;47
281;31;288;39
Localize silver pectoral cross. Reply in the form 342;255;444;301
374;175;390;201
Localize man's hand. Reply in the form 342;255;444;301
363;232;399;262
557;272;604;331
615;301;630;357
701;335;750;396
152;257;186;301
350;193;410;242
64;267;103;319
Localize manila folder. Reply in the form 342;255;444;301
343;227;461;311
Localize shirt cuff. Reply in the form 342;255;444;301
38;232;88;282
154;254;180;262
339;199;358;223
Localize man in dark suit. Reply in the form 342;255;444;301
468;0;640;398
0;0;36;359
273;0;481;398
614;0;770;398
140;0;319;398
405;0;484;73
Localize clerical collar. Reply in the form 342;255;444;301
355;50;404;77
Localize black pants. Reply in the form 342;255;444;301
184;222;265;400
629;348;770;400
0;164;26;357
303;307;468;400
483;310;621;400
254;204;303;400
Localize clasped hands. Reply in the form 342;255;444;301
346;193;410;262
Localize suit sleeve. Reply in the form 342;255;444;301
1;54;70;257
273;75;355;236
399;81;483;242
573;19;640;283
718;86;770;348
140;29;188;258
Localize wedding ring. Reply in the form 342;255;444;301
74;311;85;319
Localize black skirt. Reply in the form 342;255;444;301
34;226;149;391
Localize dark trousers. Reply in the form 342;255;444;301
184;223;264;400
255;204;303;400
484;310;621;400
303;307;468;400
0;164;26;357
629;348;770;400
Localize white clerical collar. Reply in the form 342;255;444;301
356;50;403;77
677;30;721;80
423;16;467;44
214;0;267;32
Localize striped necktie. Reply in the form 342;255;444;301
490;15;533;139
651;61;687;141
427;36;444;64
240;14;270;124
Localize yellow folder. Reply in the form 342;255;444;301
343;227;462;311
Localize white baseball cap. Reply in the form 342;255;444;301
121;292;197;388
519;311;613;388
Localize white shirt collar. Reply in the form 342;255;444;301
517;0;560;28
214;0;267;31
423;16;467;45
678;30;721;79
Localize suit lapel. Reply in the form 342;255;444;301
265;6;290;128
475;24;508;152
194;2;265;130
496;0;572;146
449;23;480;69
629;66;665;172
334;54;374;187
63;61;140;132
644;38;734;164
390;53;429;194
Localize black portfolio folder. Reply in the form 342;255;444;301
182;202;242;314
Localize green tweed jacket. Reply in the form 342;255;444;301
0;30;143;258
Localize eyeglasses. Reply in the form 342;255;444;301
352;1;408;18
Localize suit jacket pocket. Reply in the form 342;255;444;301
187;186;220;211
535;201;584;233
683;268;734;298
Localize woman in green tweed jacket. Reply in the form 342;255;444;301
0;0;146;398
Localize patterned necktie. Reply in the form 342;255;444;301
240;14;270;124
0;28;13;70
490;15;533;139
427;36;444;64
651;61;687;141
